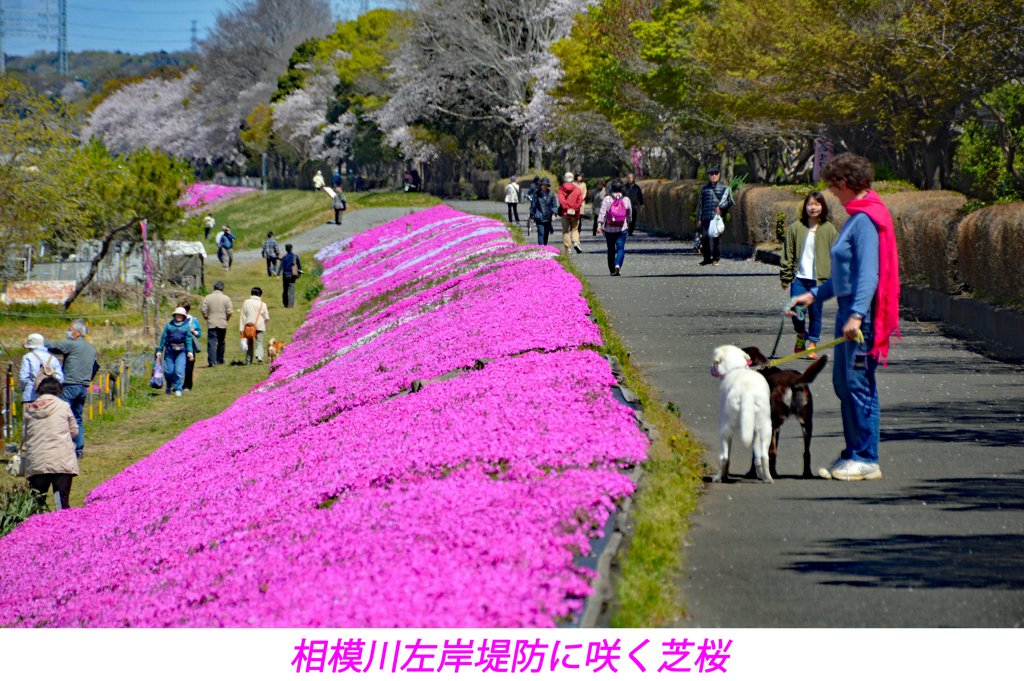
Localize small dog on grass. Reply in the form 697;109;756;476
268;338;286;363
742;347;827;479
710;345;773;483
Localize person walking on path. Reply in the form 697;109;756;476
574;173;588;217
597;179;633;276
239;287;270;365
262;232;281;279
790;153;900;482
201;281;233;367
218;227;236;271
780;191;839;359
558;171;584;254
525;175;540;234
281;245;302;308
156;308;195;397
44;320;97;460
696;169;734;266
203;214;215;241
504;176;521;224
624;173;644;236
529;178;559;246
20;334;64;403
181;302;202;392
332;169;343;191
332;191;347;225
313;170;325;190
590;179;607;236
23;376;79;510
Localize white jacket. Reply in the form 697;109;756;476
20;349;65;402
504;182;520;204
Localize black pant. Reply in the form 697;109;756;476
184;354;195;389
700;220;720;263
334;209;344;225
283;276;297;307
207;327;227;365
29;473;74;510
266;257;279;277
507;203;519;223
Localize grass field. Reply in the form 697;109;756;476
2;254;323;509
208;189;441;252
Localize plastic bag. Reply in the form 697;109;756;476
708;214;725;238
240;337;249;353
150;354;164;389
5;454;25;478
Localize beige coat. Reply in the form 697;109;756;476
23;395;79;478
239;296;269;333
201;290;234;329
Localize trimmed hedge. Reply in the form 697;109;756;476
958;203;1024;303
636;179;702;236
886;192;966;294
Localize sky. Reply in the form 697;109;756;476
2;0;396;57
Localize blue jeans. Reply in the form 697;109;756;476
833;296;880;463
535;220;553;246
604;230;627;272
790;277;824;342
163;349;188;393
60;384;87;458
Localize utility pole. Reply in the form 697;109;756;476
58;0;67;75
1;0;6;75
190;20;197;53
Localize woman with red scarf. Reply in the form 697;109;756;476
790;153;900;481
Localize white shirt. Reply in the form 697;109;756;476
20;348;65;402
795;229;816;280
505;182;520;203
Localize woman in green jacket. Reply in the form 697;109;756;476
780;191;839;358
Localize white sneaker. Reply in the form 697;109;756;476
614;265;621;275
174;390;182;397
828;458;882;481
183;388;190;392
818;455;846;479
573;243;583;253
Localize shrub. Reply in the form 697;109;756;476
957;202;1024;303
0;482;49;539
886;192;967;293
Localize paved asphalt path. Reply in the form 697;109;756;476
247;199;1024;626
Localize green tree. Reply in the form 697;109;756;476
956;82;1024;200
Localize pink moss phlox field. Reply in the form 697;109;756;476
0;206;648;628
180;184;257;213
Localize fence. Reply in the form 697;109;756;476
0;352;153;451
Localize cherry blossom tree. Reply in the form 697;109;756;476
374;0;586;172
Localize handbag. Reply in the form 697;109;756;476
290;260;300;278
240;337;249;352
243;303;264;340
150;353;164;389
708;214;725;238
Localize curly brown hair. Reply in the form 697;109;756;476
821;153;874;193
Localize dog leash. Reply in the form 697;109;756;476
766;329;865;368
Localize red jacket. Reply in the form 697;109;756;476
558;182;583;215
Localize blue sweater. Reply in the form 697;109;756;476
811;212;879;318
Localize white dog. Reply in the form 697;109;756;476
710;345;774;483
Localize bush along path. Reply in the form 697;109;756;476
0;206;657;628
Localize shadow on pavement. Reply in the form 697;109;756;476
787;533;1024;588
880;399;1024;448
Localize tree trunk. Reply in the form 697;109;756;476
922;125;952;190
63;219;140;310
744;150;765;183
515;130;529;176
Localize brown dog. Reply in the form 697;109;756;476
741;346;828;479
268;338;286;363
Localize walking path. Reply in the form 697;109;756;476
250;200;1024;626
569;226;1024;627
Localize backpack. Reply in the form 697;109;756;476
32;353;60;394
608;196;629;226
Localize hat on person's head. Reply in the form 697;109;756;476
564;172;575;183
25;333;44;349
172;307;188;317
540;177;551;186
709;168;721;174
510;176;516;183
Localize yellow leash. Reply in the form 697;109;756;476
767;329;865;368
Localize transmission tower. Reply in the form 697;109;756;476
190;20;197;53
58;0;67;75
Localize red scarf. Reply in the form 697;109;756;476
844;190;900;364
